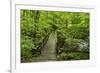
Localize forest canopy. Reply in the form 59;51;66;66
20;10;90;62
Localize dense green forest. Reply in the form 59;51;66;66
20;9;90;63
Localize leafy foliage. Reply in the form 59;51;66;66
20;10;90;62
